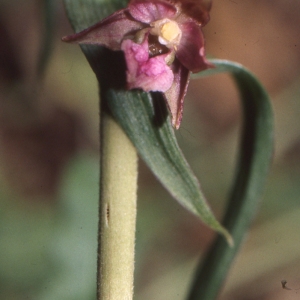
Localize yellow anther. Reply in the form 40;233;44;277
160;21;181;42
150;18;182;48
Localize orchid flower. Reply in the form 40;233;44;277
62;0;213;129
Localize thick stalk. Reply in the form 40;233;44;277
98;111;138;300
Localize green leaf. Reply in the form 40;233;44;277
63;0;232;242
187;59;274;300
108;90;232;243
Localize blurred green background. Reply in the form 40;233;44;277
1;0;300;299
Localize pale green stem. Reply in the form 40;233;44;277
98;111;138;300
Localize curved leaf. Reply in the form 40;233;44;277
107;89;232;243
63;0;231;242
187;59;274;300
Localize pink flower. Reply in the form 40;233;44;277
62;0;213;129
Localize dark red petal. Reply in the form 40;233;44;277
164;59;190;129
62;9;144;50
177;0;211;26
129;0;178;24
176;21;212;73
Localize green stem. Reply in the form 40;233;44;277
98;110;138;300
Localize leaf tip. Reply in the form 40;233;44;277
221;229;234;247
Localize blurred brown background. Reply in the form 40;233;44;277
0;0;300;299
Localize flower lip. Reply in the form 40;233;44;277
121;36;174;92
